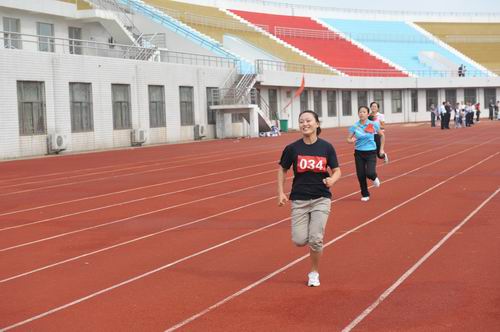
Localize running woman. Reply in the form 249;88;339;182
369;101;389;163
277;110;341;287
348;106;385;202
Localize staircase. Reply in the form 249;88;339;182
211;72;275;134
113;0;253;72
83;0;158;60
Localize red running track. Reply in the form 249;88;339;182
0;122;499;331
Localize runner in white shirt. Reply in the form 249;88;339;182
369;102;389;163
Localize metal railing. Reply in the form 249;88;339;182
275;26;341;39
255;59;498;77
231;0;500;19
0;31;240;68
154;6;269;32
119;0;239;61
444;35;500;43
158;49;238;68
85;0;142;39
255;59;336;74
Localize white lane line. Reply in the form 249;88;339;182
0;133;449;197
0;133;465;220
1;151;496;331
0;177;281;252
163;152;499;332
342;187;500;332
2;136;494;252
0;148;283;197
0;160;281;218
0;168;276;231
0;142;287;187
1;137;481;281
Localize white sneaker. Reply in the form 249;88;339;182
384;153;389;164
307;271;320;287
361;196;370;202
373;177;381;188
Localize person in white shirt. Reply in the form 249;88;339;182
369;102;389;163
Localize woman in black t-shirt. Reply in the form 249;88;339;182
277;110;341;287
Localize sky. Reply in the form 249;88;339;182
218;0;500;14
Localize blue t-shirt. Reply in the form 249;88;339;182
349;120;380;151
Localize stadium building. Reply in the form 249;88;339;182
1;0;499;159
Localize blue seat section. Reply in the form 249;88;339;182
319;18;485;77
118;0;254;73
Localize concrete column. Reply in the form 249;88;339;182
215;111;233;139
249;106;259;138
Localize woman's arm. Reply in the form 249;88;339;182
277;167;289;206
323;167;341;188
347;132;356;144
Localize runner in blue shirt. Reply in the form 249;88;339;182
347;106;385;201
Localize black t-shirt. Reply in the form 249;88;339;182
279;138;339;200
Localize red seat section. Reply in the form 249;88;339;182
230;10;407;77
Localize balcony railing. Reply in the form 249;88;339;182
0;31;238;69
255;59;498;77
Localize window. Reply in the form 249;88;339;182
179;86;194;126
445;89;457;105
426;89;438;110
37;22;54;52
484;88;496;107
112;84;131;129
68;26;82;55
300;90;308;113
357;90;368;108
411;90;418;113
373;90;384;113
464;88;476;104
149;85;165;128
327;90;337;117
206;87;218;125
313;90;322;117
17;81;46;135
70;83;93;132
232;113;245;123
3;17;21;49
268;89;278;120
342;91;352;116
391;90;402;113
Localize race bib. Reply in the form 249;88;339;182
297;155;327;173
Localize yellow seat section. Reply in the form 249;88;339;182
416;23;500;73
143;0;335;75
58;0;92;10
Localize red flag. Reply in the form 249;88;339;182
282;74;305;110
293;75;305;98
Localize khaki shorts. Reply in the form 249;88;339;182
291;197;331;252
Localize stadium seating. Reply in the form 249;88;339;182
416;22;500;73
229;10;407;77
320;19;486;77
143;0;334;74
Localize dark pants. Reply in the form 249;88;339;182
354;150;377;198
431;112;436;127
489;109;493;120
374;134;385;159
476;111;481;122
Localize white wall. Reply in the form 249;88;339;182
0;48;231;159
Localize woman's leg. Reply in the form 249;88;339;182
374;134;385;159
365;151;378;181
355;151;370;197
308;197;331;285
